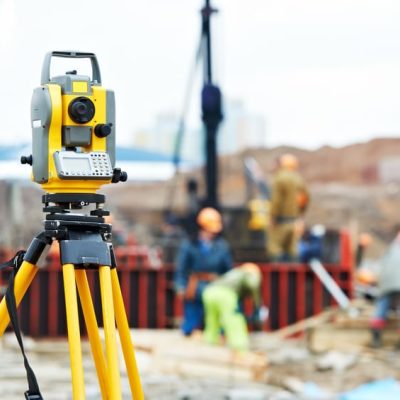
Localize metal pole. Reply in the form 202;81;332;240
205;126;218;207
204;0;213;84
201;0;223;209
309;258;352;310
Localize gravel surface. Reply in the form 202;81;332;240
1;330;400;399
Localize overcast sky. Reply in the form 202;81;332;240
1;0;400;150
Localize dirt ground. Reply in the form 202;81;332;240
1;317;399;400
261;337;400;397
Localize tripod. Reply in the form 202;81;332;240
0;193;144;400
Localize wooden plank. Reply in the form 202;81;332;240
307;324;400;353
154;358;267;382
270;308;337;339
157;343;267;369
127;328;268;381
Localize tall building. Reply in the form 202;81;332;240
237;114;266;150
218;99;243;154
218;99;266;154
132;113;202;165
152;113;178;155
133;129;152;148
132;113;177;155
181;126;203;165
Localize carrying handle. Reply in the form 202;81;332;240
41;51;102;85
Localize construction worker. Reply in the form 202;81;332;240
202;263;267;351
174;207;233;336
369;231;400;348
355;232;373;268
267;153;309;262
159;212;184;263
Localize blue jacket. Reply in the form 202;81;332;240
174;236;233;301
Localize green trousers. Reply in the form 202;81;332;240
202;285;249;351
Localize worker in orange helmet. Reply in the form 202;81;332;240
355;232;373;267
174;207;233;336
267;153;310;262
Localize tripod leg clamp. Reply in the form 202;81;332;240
24;391;43;400
24;233;52;265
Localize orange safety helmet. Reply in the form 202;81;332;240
239;262;262;289
279;153;299;170
197;207;223;234
356;268;377;286
358;233;373;247
240;262;261;277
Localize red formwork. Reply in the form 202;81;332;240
0;231;354;337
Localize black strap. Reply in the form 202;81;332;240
0;250;25;272
2;251;44;399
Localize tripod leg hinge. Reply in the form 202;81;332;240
24;235;52;265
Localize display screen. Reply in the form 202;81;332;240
62;157;91;173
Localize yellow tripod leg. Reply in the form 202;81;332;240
99;266;122;400
75;270;109;399
63;263;86;400
0;261;38;335
111;268;144;400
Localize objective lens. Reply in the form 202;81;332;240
68;97;95;124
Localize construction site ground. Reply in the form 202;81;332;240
1;299;399;400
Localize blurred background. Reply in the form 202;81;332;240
0;0;400;254
1;1;400;399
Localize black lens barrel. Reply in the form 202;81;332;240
68;97;95;124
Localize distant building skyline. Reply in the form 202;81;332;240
132;97;267;162
219;99;267;153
